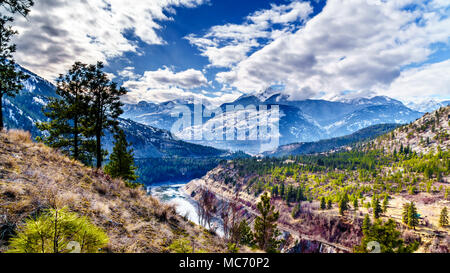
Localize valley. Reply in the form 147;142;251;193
1;65;449;254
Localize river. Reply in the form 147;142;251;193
147;181;224;236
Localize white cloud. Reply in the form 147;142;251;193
186;0;312;68
12;0;207;80
378;59;450;102
122;67;222;104
215;0;450;101
125;67;208;89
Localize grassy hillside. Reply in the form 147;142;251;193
0;130;225;253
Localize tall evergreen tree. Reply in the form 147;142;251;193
339;193;349;216
84;62;126;168
439;207;448;227
402;203;410;225
373;197;382;219
320;196;326;210
362;214;371;235
0;15;28;130
407;202;419;230
354;219;419;253
37;62;94;163
253;192;280;252
382;194;389;213
327;199;332;209
104;129;138;182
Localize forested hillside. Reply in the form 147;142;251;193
184;107;450;253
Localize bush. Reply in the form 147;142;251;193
7;207;108;253
168;238;193;253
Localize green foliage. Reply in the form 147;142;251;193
373;197;382;219
354;219;419;253
327;199;332;209
382;194;389;213
353;197;359;210
7;207;108;253
0;14;29;130
439;207;448;227
227;243;239;253
320;196;326;210
104;129;138;182
362;214;371;235
36;62;95;164
338;193;349;216
253;192;281;253
168;238;193;253
238;220;254;246
402;202;419;230
37;62;126;168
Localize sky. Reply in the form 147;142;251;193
10;0;450;106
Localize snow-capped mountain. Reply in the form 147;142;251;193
3;65;56;137
7;65;423;154
406;99;450;113
2;65;225;158
121;91;423;153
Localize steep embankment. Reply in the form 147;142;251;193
183;167;357;253
371;106;450;154
0;130;225;253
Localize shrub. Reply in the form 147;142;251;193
7;207;108;253
168;238;193;253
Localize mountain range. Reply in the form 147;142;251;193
3;65;445;155
122;89;424;153
3;65;226;159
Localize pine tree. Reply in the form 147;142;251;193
407;202;419;230
253;192;280;252
439;207;448;227
354;219;419;253
320;197;326;210
104;129;138;182
339;194;349;216
37;62;94;163
382;194;389;213
353;198;359;210
362;214;371;235
371;194;378;209
295;187;303;202
0;15;29;130
373;197;382;219
402;203;410;225
327;199;332;209
84;62;126;168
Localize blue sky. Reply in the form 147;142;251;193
12;0;450;105
107;0;325;73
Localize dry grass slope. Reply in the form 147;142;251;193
372;106;450;154
0;129;225;253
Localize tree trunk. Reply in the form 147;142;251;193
96;128;102;169
74;116;79;160
0;94;3;131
